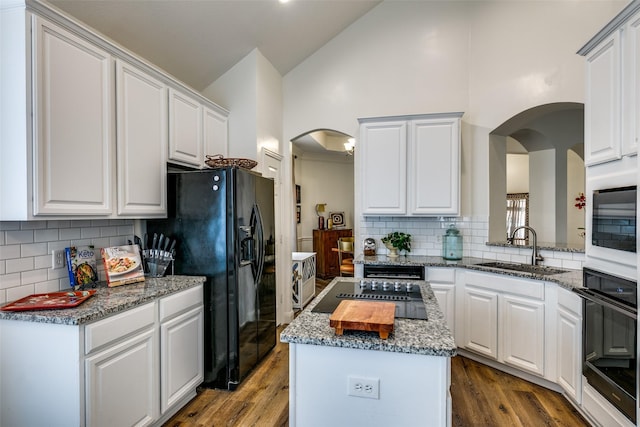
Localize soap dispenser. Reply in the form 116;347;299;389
442;224;463;260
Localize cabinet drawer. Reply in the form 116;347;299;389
465;271;544;300
159;285;203;322
85;302;156;354
427;267;455;283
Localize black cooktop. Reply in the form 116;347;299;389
311;280;427;320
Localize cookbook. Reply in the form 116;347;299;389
65;245;99;289
101;244;145;287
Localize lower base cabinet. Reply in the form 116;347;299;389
0;284;203;427
461;271;545;377
556;287;582;404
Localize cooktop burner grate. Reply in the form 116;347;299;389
337;293;410;302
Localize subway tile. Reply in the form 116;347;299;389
0;273;20;290
7;284;35;302
48;241;70;252
48;266;69;280
34;254;51;269
91;238;111;248
21;242;48;257
20;221;46;230
59;227;81;240
73;220;92;227
81;227;101;239
22;268;48;285
100;226;119;237
35;280;61;294
6;257;34;274
0;222;20;231
34;228;59;242
47;220;71;229
0;260;4;274
0;245;20;260
0;290;5;304
6;230;34;244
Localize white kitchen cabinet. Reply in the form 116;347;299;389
622;9;640;157
1;3;228;220
462;286;499;360
556;287;582;403
32;15;115;216
116;60;167;217
501;294;545;376
461;271;546;377
159;286;204;414
0;284;203;427
292;252;317;309
169;88;203;167
426;267;456;333
84;303;158;427
358;112;462;216
408;117;461;215
580;2;640;164
203;105;229;158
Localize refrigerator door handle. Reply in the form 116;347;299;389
252;204;265;284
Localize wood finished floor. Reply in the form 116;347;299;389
164;280;589;427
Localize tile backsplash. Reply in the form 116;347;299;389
358;215;585;270
0;220;135;304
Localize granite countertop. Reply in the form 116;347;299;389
0;275;206;325
280;277;456;358
354;255;584;290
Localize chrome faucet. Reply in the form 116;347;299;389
508;226;544;266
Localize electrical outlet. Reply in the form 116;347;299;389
347;376;379;399
52;249;66;269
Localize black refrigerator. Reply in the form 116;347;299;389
147;167;276;390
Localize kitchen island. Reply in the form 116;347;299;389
0;275;205;427
281;277;456;427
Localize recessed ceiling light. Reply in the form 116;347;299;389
279;0;291;4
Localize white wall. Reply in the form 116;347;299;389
507;154;529;194
282;0;624;262
294;154;354;250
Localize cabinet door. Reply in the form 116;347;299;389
360;121;407;215
463;287;498;359
203;106;228;158
32;16;114;215
160;305;204;414
557;305;582;402
622;10;640;156
431;283;455;332
501;295;545;376
584;32;621;165
116;60;167;216
169;88;203;167
85;328;158;427
408;117;460;215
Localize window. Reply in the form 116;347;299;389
506;193;529;243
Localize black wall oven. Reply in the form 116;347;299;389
592;186;637;253
574;268;637;423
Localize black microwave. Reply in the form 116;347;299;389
592;186;637;253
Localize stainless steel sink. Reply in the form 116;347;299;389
475;261;568;275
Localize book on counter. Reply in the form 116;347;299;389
101;244;145;287
65;245;98;289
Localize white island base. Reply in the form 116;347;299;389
288;342;452;427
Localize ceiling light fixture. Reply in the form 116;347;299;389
344;138;355;156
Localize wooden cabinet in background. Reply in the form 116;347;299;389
313;229;352;279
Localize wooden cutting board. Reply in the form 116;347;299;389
329;300;395;339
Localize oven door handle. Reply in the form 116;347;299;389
573;288;637;319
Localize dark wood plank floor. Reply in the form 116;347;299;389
165;279;589;427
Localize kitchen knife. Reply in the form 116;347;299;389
167;240;176;260
157;234;164;260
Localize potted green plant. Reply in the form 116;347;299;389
381;232;411;257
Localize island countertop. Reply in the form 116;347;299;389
280;277;456;357
0;275;206;325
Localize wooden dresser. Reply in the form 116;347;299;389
313;229;353;279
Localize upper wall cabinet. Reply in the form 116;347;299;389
358;112;463;216
168;88;203;168
0;1;228;220
579;2;640;165
116;60;167;217
168;89;229;168
32;16;115;216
